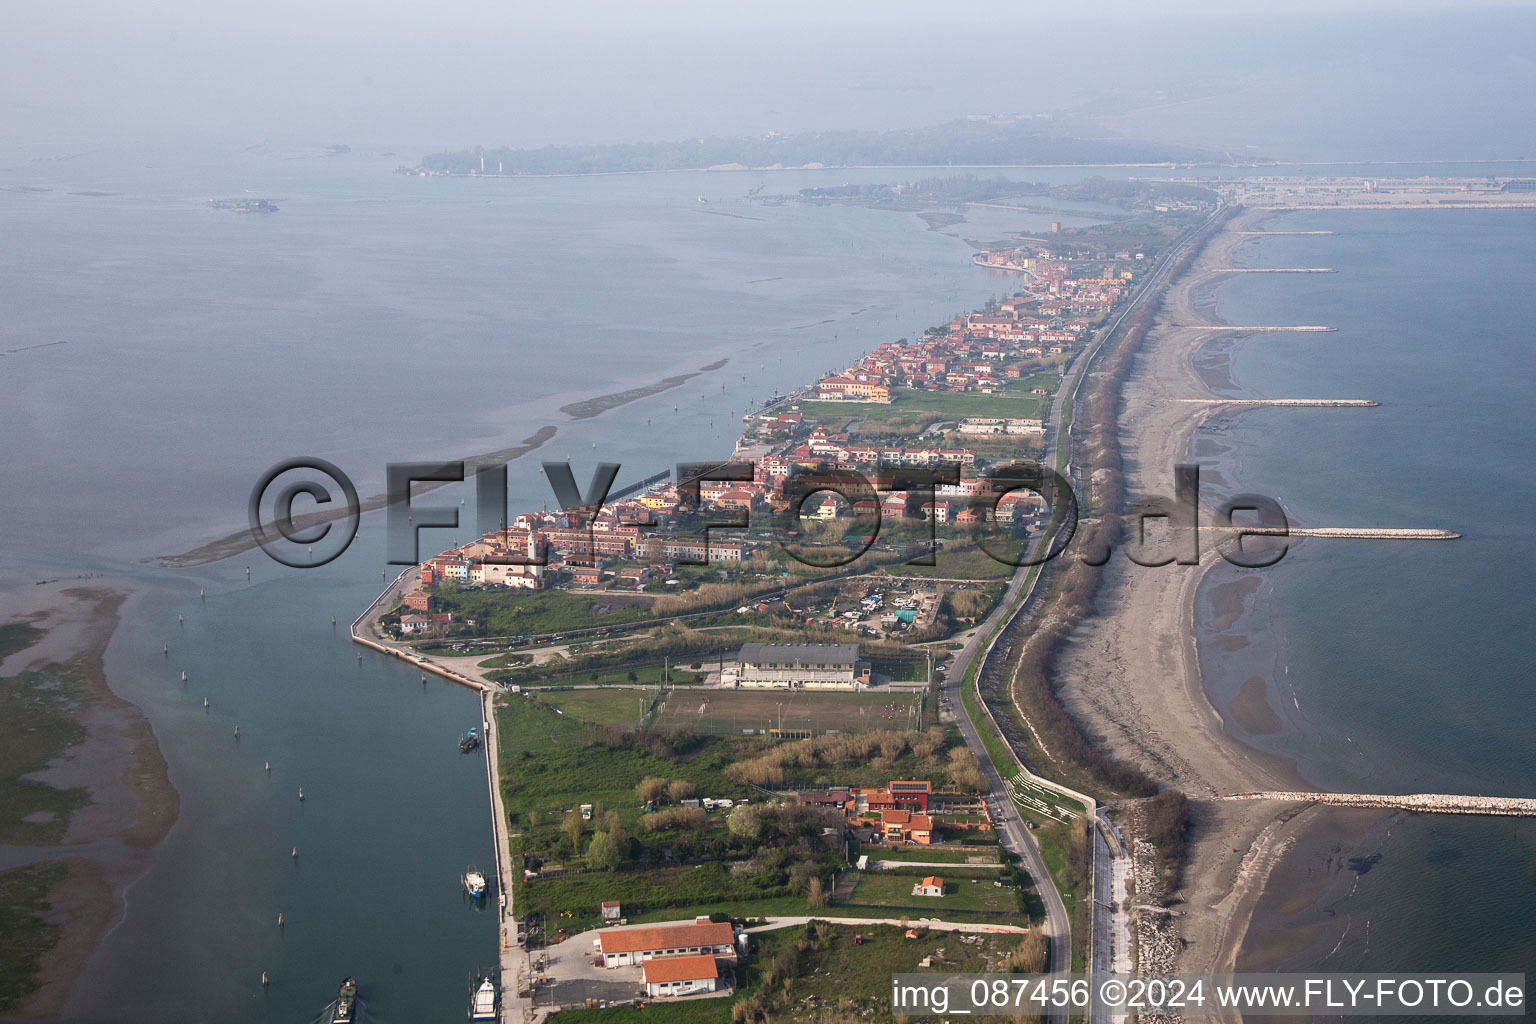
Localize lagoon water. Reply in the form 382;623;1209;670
0;150;1045;1021
1193;210;1536;978
4;148;1536;1018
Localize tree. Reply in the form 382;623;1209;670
727;803;763;840
587;830;621;871
636;777;668;804
627;670;638;683
667;779;696;803
604;809;626;847
563;809;584;852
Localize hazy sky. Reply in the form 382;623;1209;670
3;2;1533;161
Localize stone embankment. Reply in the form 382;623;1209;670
1172;397;1375;406
1201;526;1460;540
1224;792;1536;817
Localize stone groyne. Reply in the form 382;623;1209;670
1224;791;1536;817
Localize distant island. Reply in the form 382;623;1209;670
407;116;1240;177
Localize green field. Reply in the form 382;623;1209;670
844;870;1022;919
535;688;650;726
650;688;921;736
867;846;997;865
798;388;1042;434
430;587;652;637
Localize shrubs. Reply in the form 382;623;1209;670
1141;789;1191;890
724;729;960;788
643;806;708;832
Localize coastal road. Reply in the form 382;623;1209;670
941;204;1227;1019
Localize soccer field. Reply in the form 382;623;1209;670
650;689;922;736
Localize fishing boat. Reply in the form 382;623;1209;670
468;972;498;1020
330;977;358;1024
458;727;480;752
463;866;487;898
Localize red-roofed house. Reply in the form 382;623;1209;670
642;954;721;997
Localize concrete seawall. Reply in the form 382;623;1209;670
1174;325;1337;332
1201;526;1461;540
1172;397;1377;407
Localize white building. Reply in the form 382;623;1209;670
642;955;721;997
727;643;871;690
597;921;736;968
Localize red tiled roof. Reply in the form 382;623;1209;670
599;921;733;956
642;954;719;984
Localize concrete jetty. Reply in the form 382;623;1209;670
1172;398;1377;407
1224;791;1536;818
1201;526;1460;540
1234;230;1334;235
1204;267;1336;273
1174;325;1337;332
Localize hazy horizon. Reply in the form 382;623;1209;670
5;3;1535;164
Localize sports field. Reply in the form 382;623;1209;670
650;688;922;736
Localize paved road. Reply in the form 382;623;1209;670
941;206;1225;1023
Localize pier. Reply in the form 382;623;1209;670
1223;791;1536;818
1172;397;1377;407
1201;526;1460;540
1174;325;1337;332
1203;267;1335;273
1233;230;1335;235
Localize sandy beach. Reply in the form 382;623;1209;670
1051;207;1332;975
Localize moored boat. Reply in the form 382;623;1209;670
468;972;498;1020
463;866;487;898
458;727;480;752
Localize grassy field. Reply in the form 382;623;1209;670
535;688;649;726
494;695;747;826
0;860;68;1013
748;923;1025;1015
897;541;1017;581
431;587;653;637
547;1000;730;1024
867;846;998;865
844;870;1022;919
650;689;921;736
798;389;1043;433
516;862;798;932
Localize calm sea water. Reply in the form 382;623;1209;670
1193;210;1536;978
5;149;1536;1017
0;151;1050;1022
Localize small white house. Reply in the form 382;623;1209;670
913;875;946;897
642;955;719;997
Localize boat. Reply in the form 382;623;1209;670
331;977;358;1024
463;866;487;898
458;727;480;752
468;972;499;1021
